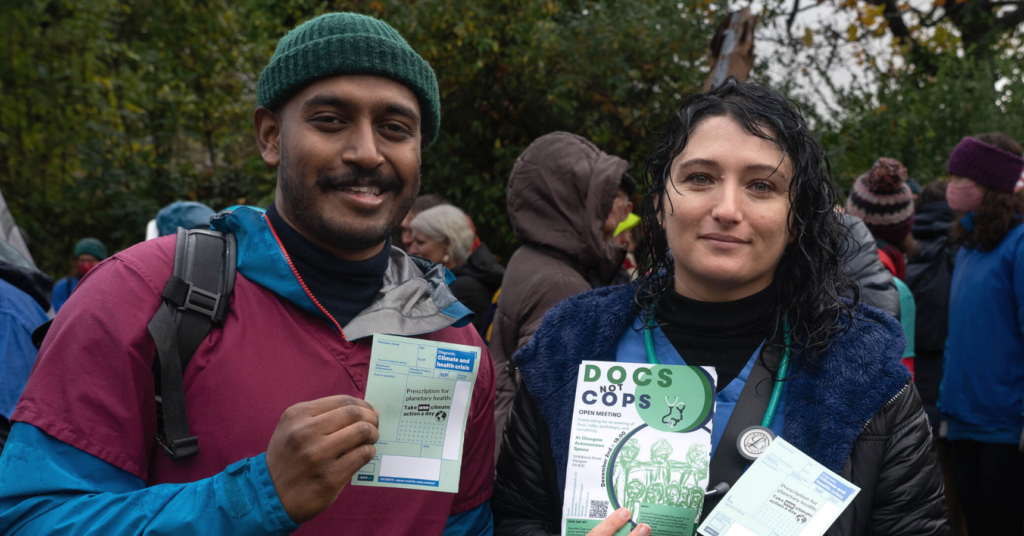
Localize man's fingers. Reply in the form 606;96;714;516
323;418;380;458
313;404;379;434
298;395;375;417
332;443;378;482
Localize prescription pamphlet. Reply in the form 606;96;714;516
351;334;481;493
697;438;860;536
562;361;718;536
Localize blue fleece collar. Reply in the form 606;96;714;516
514;284;910;492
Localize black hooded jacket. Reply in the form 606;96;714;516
450;242;505;330
904;201;957;426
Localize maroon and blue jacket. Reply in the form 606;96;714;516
0;207;495;535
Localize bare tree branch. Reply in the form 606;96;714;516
786;0;802;41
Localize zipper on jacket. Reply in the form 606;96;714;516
860;380;911;432
264;216;349;341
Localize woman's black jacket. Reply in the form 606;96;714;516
492;285;949;536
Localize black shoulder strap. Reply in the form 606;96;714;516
148;228;236;460
703;345;778;513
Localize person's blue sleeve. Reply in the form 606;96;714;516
1014;234;1024;337
0;423;299;535
443;500;494;536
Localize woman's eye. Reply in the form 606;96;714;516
751;180;774;193
688;174;713;185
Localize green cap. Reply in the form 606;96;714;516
257;13;441;144
74;238;107;260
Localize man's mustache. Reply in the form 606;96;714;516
316;168;403;194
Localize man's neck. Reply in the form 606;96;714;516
272;202;385;262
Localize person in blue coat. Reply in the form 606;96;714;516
50;237;106;313
493;78;948;536
0;266;50;453
940;132;1024;535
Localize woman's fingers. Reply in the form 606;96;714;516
584;508;651;536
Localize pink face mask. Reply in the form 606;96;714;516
946;181;983;213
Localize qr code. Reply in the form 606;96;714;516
589;500;609;518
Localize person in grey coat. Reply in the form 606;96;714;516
841;213;899;317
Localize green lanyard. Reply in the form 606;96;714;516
643;318;792;429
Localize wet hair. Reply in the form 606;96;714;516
951;133;1024;251
634;77;857;363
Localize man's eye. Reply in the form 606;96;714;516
382;123;412;136
312;116;342;125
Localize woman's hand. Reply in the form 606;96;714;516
586;508;651;536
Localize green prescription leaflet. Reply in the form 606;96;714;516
352;334;481;493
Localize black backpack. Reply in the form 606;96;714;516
33;228;236;461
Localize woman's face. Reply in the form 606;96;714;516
663;116;794;302
407;230;449;265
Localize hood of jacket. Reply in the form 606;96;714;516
452;242;504;293
911;201;955;261
0;260;53;311
506;132;629;282
513;283;910;495
212;207;473;341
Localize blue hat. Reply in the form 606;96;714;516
156;202;216;237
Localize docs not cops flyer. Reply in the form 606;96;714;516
563;362;717;536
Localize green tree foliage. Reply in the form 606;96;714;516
2;0;726;275
821;53;1024;189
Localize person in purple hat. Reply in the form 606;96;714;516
940;132;1024;535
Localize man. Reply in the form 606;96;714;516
400;193;447;250
489;132;632;460
0;13;495;535
50;237;106;313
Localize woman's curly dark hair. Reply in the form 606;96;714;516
951;133;1024;251
634;77;857;363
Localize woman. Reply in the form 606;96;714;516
940;133;1024;535
408;204;505;329
845;158;918;375
493;79;948;536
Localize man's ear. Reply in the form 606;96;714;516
254;106;281;167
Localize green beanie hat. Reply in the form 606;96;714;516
74;238;107;260
257;13;441;144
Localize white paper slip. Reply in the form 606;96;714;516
697;438;859;536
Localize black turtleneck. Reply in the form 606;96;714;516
656;283;776;391
266;203;390;328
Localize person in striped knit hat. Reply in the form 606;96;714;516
845;156;917;378
845;157;917;279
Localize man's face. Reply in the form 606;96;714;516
256;75;422;257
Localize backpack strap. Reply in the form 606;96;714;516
148;228;236;460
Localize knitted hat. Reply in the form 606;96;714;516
74;238;107;260
947;136;1024;193
257;13;440;143
845;157;915;244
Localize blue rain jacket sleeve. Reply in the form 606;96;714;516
0;423;299;535
443;500;494;536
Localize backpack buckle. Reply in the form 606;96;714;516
155;432;200;460
182;283;221;321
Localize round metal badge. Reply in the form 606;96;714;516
737;425;776;461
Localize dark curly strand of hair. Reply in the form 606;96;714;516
951;133;1024;252
633;77;857;364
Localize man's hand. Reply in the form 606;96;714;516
586;508;651;536
265;395;380;524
